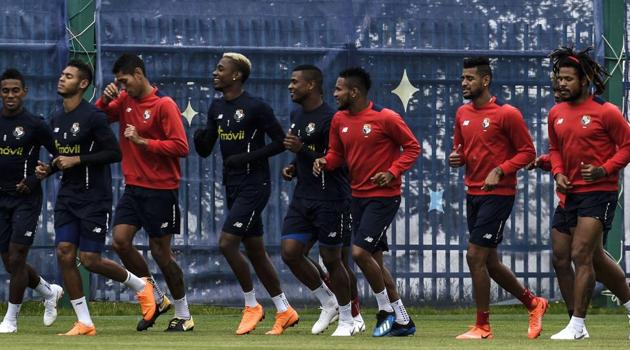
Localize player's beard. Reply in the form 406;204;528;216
559;88;582;103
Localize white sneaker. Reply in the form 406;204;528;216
331;320;355;336
550;324;588;340
0;321;17;333
43;284;64;326
311;306;338;334
353;313;366;333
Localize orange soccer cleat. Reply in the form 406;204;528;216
527;297;548;339
265;306;299;335
58;322;96;336
236;304;265;335
456;324;493;340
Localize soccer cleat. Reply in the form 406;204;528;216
311;306;338;334
331;320;355;336
0;321;17;333
58;322;96;336
372;310;395;337
137;295;171;331
265;306;299;335
550;324;587;340
353;313;366;333
43;284;64;327
527;297;548;339
135;278;158;331
164;317;194;332
236;304;265;335
456;324;493;339
389;319;416;336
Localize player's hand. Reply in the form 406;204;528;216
35;161;50;179
313;157;326;177
124;124;147;146
281;164;295;181
580;162;606;182
15;179;31;194
448;144;464;167
101;82;119;104
554;173;573;193
526;156;542;170
53;156;80;170
283;129;303;153
370;171;394;187
481;167;503;192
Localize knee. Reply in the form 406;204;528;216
351;246;369;263
281;247;301;266
56;245;76;266
571;246;593;266
149;247;171;268
218;237;238;257
112;237;132;255
6;254;25;273
465;251;486;270
552;249;572;271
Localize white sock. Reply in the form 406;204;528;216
174;296;191;320
311;283;337;309
623;300;630;314
243;289;258;308
34;277;54;299
339;302;353;323
373;289;394;312
148;276;164;304
271;293;290;313
391;299;410;325
3;303;21;325
123;271;146;293
569;316;585;332
70;297;93;327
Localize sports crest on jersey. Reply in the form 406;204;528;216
143;109;151;120
234;109;245;122
71;122;80;136
581;115;591;128
305;122;316;136
12;126;24;139
362;123;371;137
482;117;491;130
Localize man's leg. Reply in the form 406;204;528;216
112;224;150;277
320;246;354;336
551;228;575;318
373;250;415;336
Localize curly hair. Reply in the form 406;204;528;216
549;46;608;95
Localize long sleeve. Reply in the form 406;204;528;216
548;112;564;177
193;114;218;158
95;95;124;123
232;103;285;164
144;101;189;157
324;116;345;170
498;108;536;176
385;114;420;178
601;106;630;175
79;111;121;165
452;111;465;164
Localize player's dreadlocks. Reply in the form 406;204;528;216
549;46;609;95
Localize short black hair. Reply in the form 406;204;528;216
463;56;492;82
0;68;26;88
113;53;146;76
292;64;323;93
339;67;371;93
67;59;93;86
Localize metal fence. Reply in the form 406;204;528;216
0;0;627;306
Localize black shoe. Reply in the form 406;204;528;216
137;296;172;331
389;319;416;336
372;310;395;337
164;317;194;332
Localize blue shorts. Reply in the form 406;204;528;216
222;182;270;237
54;195;111;253
466;194;514;248
113;185;181;237
351;196;400;253
281;197;351;248
0;193;41;253
552;191;617;244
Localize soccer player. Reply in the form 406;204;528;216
96;54;192;332
280;64;355;336
313;67;420;337
448;57;548;340
194;52;298;335
546;47;630;340
0;68;63;333
35;60;156;336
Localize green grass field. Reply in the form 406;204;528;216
1;302;629;349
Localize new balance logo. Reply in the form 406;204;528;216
328;232;337;238
233;222;243;228
342;127;348;133
482;233;492;240
161;222;169;228
364;237;374;243
92;227;102;233
24;231;33;237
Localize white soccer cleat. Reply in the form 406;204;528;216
331;320;355;336
0;321;17;333
353;313;366;333
43;284;64;326
550;324;588;340
311;306;338;334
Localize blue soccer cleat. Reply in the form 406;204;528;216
389;319;416;336
372;310;395;337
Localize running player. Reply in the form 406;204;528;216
194;52;298;335
313;67;420;337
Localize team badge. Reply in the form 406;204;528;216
12;126;24;139
581;115;591;127
482;117;491;130
143;109;151;120
233;109;245;122
305;122;316;136
70;122;80;136
362;123;371;136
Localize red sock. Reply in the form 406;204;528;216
518;288;536;310
351;297;360;317
476;310;490;326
